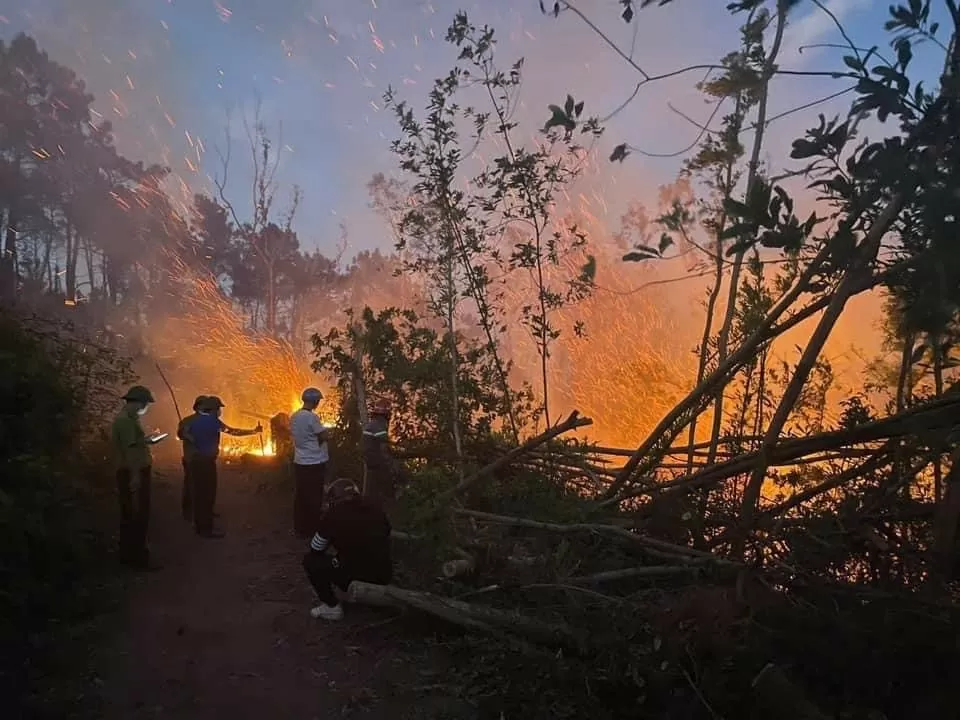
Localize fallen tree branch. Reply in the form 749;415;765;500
606;252;924;497
566;565;701;585
607;394;960;506
453;508;740;567
347;581;589;652
427;410;592;515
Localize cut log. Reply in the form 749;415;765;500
441;548;477;578
442;557;476;578
428;410;593;515
752;663;831;720
390;530;421;541
347;581;589;652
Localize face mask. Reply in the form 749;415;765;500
137;405;149;416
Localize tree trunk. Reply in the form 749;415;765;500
933;336;944;503
444;255;465;481
707;6;786;466
352;328;371;494
43;228;53;291
738;194;907;541
83;236;96;298
266;260;277;338
686;249;724;475
65;219;78;301
450;222;520;442
1;207;19;299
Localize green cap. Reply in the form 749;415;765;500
122;385;155;403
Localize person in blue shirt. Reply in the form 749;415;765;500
185;395;261;538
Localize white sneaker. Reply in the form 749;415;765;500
310;603;344;621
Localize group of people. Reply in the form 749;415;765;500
177;394;263;537
109;383;398;621
288;387;397;620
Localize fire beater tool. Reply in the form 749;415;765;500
155;361;182;422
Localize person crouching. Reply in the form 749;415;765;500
303;479;392;620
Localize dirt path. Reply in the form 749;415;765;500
98;463;467;720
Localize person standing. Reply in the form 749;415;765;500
176;395;207;522
185;395;261;538
290;387;330;538
303;479;392;620
111;385;163;569
362;398;401;508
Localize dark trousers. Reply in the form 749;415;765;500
294;462;327;538
303;552;351;606
364;464;396;508
191;456;218;535
117;466;152;565
181;457;194;521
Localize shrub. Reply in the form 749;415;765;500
0;311;133;716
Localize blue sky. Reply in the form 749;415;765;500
0;0;949;259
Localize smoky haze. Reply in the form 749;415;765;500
0;0;894;445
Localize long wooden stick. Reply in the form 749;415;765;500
155;361;182;421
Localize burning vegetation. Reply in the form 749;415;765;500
5;2;960;719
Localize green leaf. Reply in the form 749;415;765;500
722;197;750;218
609;143;630;162
545;105;568;131
842;55;863;72
623;248;659;262
564;94;575;116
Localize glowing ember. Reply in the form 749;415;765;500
149;255;339;456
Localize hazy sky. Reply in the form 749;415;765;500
0;0;946;258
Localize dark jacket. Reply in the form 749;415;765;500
314;496;392;584
362;416;392;471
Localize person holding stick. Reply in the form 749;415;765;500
303;478;392;620
185;395;262;538
111;385;166;569
290;387;331;538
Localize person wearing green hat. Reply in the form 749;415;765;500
185;394;262;538
176;395;208;522
111;385;165;569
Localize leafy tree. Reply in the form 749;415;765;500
312;306;535;449
385;12;598;436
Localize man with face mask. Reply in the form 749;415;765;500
111;385;162;569
185;395;262;538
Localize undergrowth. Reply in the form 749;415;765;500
0;312;132;718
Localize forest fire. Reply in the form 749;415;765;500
147;255;338;459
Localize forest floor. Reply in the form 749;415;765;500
95;462;471;720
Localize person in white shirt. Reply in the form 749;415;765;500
290;387;330;537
